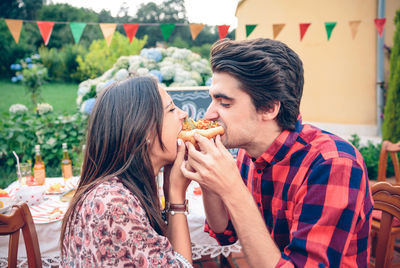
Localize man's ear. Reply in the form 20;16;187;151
261;101;280;121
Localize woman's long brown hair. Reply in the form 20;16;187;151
60;77;167;256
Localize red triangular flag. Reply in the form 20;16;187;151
123;24;139;43
374;18;386;37
218;25;230;39
37;21;54;46
299;23;311;41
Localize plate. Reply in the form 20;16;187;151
60;188;76;202
0;205;12;214
46;183;67;195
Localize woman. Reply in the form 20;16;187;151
61;76;192;267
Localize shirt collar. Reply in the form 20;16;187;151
247;115;304;165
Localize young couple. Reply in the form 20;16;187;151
61;38;372;267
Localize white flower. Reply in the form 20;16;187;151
46;137;57;146
174;69;192;83
191;71;202;85
36;103;53;115
160;65;175;81
114;69;129;81
77;86;90;97
96;82;106;94
9;104;28;114
137;68;149;76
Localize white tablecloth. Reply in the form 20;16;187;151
0;178;241;267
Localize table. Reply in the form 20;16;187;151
0;177;241;267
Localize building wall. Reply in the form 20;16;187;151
235;0;399;135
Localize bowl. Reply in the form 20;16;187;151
14;185;46;206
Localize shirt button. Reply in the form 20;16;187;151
257;202;261;207
257;169;262;174
252;158;257;162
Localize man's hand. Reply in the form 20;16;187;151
181;133;243;199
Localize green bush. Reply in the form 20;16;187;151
39;44;87;82
382;9;400;142
74;32;147;81
0;111;88;188
348;134;395;180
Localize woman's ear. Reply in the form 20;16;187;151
261;101;280;121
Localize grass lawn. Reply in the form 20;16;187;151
0;79;79;114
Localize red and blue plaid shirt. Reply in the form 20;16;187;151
205;118;373;267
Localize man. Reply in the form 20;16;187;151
181;38;373;267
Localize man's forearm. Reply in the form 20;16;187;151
202;188;229;233
223;184;281;268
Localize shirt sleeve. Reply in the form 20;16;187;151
204;219;238;246
275;157;373;268
81;183;188;267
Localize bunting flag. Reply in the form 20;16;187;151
123;24;139;43
374;18;386;37
160;24;175;41
218;25;230;39
299;23;311;41
272;24;285;39
324;22;337;41
69;22;86;44
99;23;117;46
245;24;257;37
189;23;204;40
348;20;361;39
5;19;23;43
37;21;55;46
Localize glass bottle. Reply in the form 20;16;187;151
61;143;73;180
33;145;46;185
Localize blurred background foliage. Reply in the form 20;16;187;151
0;0;235;82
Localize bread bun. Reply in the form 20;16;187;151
178;119;225;149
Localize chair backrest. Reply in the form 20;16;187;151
371;182;400;267
0;203;42;268
377;140;400;184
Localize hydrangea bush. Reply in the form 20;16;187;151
77;47;212;113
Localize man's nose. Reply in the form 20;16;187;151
205;105;218;120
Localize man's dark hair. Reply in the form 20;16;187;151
210;38;304;130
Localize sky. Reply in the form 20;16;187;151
50;0;240;28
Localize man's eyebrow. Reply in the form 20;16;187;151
212;93;234;101
165;101;173;109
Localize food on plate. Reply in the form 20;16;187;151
178;118;224;149
49;207;63;220
47;183;65;193
60;189;76;202
0;189;9;197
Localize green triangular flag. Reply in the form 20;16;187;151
324;22;337;41
160;24;175;41
69;22;86;44
245;24;257;37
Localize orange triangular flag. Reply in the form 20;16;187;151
123;24;139;43
374;18;386;37
189;24;204;40
37;21;54;46
218;25;230;39
99;23;117;46
299;23;311;41
5;19;23;43
272;24;285;39
348;20;361;39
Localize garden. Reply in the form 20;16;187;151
0;1;399;189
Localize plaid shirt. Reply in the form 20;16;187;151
205;118;373;267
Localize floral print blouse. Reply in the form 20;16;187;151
62;177;191;267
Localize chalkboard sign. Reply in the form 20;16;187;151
168;89;211;120
167;87;238;157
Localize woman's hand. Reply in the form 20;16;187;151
163;139;191;203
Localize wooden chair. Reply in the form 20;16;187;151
0;203;42;268
370;182;400;268
377;140;400;184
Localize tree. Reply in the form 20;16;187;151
382;9;400;142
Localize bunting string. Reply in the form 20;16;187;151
2;17;387;46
